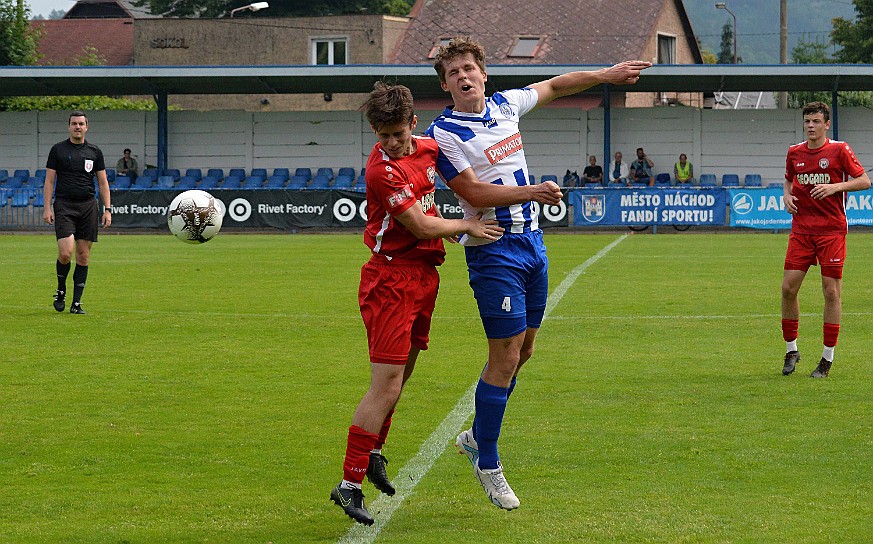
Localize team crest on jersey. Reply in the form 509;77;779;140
385;165;393;172
386;185;413;209
498;103;515;118
485;133;523;165
426;165;436;186
819;158;829;169
84;160;94;173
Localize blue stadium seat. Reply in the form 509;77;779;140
0;169;7;183
250;168;268;179
33;192;45;207
35;169;47;180
288;175;308;189
541;174;559;185
221;175;243;189
206;168;224;180
104;168;115;183
308;174;331;189
338;167;355;178
744;174;762;187
242;175;264;189
22;177;41;189
272;168;290;181
113;175;132;189
4;177;24;189
355;174;367;191
132;176;154;189
698;174;717;187
529;175;535;185
228;168;246;179
655;173;671;185
333;174;354;189
177;176;197;189
316;167;334;180
13;169;29;180
142;168;159;180
721;174;740;187
295;167;312;180
198;176;219;190
0;189;7;207
185;168;203;181
265;175;286;189
165;169;181;181
157;175;175;189
11;190;33;207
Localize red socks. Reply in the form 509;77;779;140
375;409;394;450
823;322;840;348
342;425;378;484
781;319;799;342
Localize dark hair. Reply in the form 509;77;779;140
433;37;487;83
802;101;830;122
123;148;132;154
363;81;415;130
68;110;87;124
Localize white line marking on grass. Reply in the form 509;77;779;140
337;234;628;544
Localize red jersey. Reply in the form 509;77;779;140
363;135;445;265
785;139;866;235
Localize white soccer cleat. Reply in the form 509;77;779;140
455;428;479;466
474;460;520;510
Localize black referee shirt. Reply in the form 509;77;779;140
46;139;106;202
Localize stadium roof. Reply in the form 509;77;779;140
1;64;872;98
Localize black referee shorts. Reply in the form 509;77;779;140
54;198;99;242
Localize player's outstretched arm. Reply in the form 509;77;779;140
530;60;652;108
447;168;563;208
394;202;503;241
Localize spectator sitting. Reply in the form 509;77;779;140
630;147;654;186
608;151;630;186
673;153;695;186
582;155;603;186
116;148;138;181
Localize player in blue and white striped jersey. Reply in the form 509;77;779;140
428;37;650;510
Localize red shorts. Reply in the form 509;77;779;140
784;233;846;279
358;259;440;365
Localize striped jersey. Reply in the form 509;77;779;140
785;138;865;235
363;135;446;265
426;88;539;246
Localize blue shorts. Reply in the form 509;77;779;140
464;230;548;339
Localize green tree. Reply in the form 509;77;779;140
133;0;413;18
0;0;42;66
716;21;740;64
788;37;873;108
831;0;873;63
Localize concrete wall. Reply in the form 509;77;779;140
5;107;872;186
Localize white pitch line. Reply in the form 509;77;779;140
337;234;628;544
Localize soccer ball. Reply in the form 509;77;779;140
167;190;224;244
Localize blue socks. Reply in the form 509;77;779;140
473;378;509;470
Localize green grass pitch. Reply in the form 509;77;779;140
1;231;871;543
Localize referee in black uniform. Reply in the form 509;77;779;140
42;111;112;315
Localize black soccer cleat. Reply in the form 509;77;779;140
330;484;374;526
782;351;800;375
366;452;396;496
69;302;86;315
810;358;832;378
53;290;66;312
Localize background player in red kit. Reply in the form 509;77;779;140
330;82;503;525
781;101;870;378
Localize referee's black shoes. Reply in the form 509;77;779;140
69;302;86;315
53;290;65;312
782;351;800;375
330;484;374;526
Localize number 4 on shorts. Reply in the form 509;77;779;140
501;296;511;312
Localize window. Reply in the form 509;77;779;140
508;37;542;58
657;34;676;64
428;39;452;59
312;38;347;65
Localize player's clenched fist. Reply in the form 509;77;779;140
529;181;563;205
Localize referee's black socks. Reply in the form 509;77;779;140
56;260;71;293
72;265;88;304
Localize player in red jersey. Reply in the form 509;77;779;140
330;82;503;525
781;101;870;378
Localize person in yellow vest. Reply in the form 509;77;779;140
673;153;695;186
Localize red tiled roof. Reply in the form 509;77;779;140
390;0;667;65
32;18;134;66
